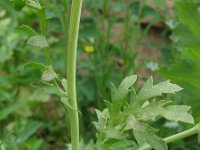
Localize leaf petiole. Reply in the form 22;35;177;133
140;123;200;150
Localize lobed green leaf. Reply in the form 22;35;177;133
94;75;194;149
136;77;182;106
136;101;194;124
109;75;137;117
111;75;137;101
93;109;109;131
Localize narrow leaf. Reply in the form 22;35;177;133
24;62;47;71
18;24;37;36
17;120;42;144
41;66;57;81
0;103;19;120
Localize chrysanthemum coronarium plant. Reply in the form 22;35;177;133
11;0;200;150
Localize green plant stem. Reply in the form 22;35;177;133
66;0;83;150
44;48;51;65
37;8;51;65
140;123;200;150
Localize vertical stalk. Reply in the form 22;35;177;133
37;8;52;66
67;0;83;150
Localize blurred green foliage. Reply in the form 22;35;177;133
160;0;200;122
0;0;200;149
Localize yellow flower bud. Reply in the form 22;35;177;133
84;45;94;53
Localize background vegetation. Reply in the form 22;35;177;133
0;0;200;149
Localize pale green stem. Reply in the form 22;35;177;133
66;0;83;150
37;8;51;65
140;123;200;150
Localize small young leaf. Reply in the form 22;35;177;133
24;62;47;71
11;0;26;11
137;77;182;105
27;35;49;48
41;66;57;81
93;109;109;131
136;101;194;124
128;115;167;150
